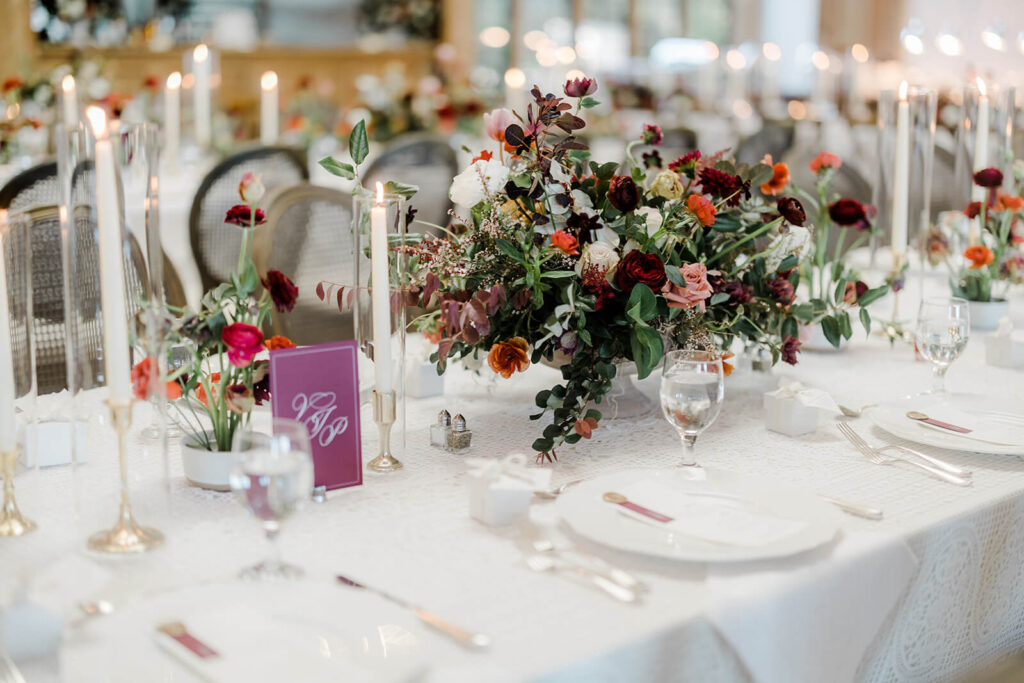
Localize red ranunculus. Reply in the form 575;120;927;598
777;197;806;226
221;323;264;367
225;204;267;227
607;176;639;212
964;201;982;219
614;250;667;293
828;198;867;227
262;270;298;313
973;168;1003;188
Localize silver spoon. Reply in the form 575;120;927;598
839;403;877;418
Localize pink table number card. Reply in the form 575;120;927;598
269;341;363;490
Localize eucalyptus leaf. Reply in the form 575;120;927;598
318;157;354;180
821;316;841;348
349;120;369;165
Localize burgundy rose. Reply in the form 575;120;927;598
780;334;801;365
225;204;267;227
964;201;982;219
614;250;667;293
221;322;264;368
828;198;867;227
262;269;298;313
843;280;869;304
973;168;1004;188
777;197;806;226
564;77;597;98
698;167;749;206
766;275;795;306
642;124;663;146
607;176;640;212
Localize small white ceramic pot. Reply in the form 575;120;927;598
968;299;1009;332
180;432;233;492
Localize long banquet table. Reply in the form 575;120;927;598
5;303;1024;683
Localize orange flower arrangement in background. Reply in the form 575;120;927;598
195;372;221;408
488;337;530;378
759;155;790;195
130;357;182;401
996;194;1024;212
964;245;995;269
809;151;842;173
265;335;297;350
686;194;717;227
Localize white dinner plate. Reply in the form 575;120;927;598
62;581;426;683
866;393;1024;455
556;468;841;563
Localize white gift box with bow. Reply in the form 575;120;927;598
466;454;551;527
984;317;1024;369
16;391;89;468
763;378;840;437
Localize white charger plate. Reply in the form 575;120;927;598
866;393;1024;455
62;581;426;683
556;468;841;563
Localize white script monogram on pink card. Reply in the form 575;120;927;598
291;392;349;447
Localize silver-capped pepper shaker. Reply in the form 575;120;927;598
430;410;452;449
446;413;472;453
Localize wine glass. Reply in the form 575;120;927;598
659;350;725;467
915;297;970;394
229;418;314;579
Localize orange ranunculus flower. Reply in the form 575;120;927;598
719;351;735;377
265;335;297;350
996;193;1024;212
964;245;995;269
131;357;183;401
809;151;842;174
196;372;221;408
686;194;717;227
550;229;580;256
759;156;790;195
487;337;530;378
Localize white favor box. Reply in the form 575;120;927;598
763;393;819;437
468;473;533;527
985;332;1024;369
406;361;445;398
21;420;89;468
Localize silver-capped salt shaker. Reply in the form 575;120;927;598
430;409;452;449
445;413;472;453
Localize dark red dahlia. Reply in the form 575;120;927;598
699;167;749;206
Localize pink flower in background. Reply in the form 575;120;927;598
809;152;842;173
642;124;663;146
661;262;712;311
483;108;514;142
238;172;265;203
222;323;264;367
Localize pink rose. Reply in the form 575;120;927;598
483;108;514;143
661;262;712;311
221;322;264;367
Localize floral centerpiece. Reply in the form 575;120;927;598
947;168;1024;306
134;173;298;453
786;152;890;347
407;77;823;459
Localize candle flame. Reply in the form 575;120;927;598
898;80;908;101
976;76;987;97
811;50;830;70
61;75;75;93
85;106;108;139
193;43;209;63
261;71;278;91
166;71;181;89
851;43;869;63
376;182;385;204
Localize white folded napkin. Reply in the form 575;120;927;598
616;480;808;547
913;405;1024;446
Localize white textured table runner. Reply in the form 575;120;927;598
5;306;1024;683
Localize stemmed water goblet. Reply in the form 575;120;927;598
659;350;725;467
229;418;314;579
914;297;969;394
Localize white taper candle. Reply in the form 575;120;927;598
192;44;211;149
164;72;181;166
260;71;278;146
370;182;392;394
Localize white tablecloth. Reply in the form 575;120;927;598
4;300;1024;682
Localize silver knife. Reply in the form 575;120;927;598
336;574;491;650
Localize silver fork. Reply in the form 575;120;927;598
837;423;972;486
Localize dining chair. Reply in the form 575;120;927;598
363;134;456;232
0;161;187;309
189;146;308;294
252;183;355;345
20;204;149;395
735;123;797;166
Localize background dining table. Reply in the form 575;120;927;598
3;285;1024;683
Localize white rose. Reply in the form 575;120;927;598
449;158;510;208
636;206;663;236
575;241;621;276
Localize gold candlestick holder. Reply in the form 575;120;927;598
367;389;402;472
87;401;164;553
880;249;912;344
0;446;36;536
